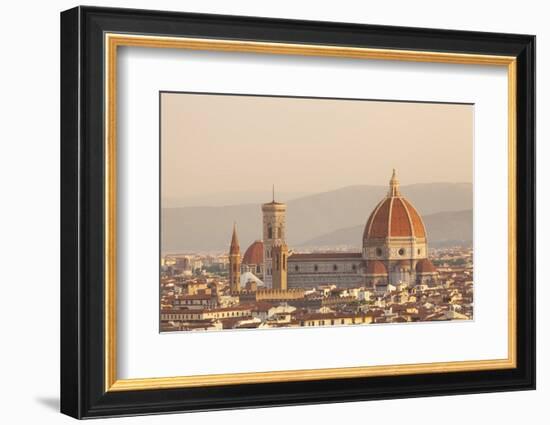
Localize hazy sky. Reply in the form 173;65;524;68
161;93;473;202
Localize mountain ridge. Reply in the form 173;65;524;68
298;209;473;249
162;182;473;252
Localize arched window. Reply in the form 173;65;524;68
268;225;273;239
333;264;338;271
314;264;319;272
283;254;286;270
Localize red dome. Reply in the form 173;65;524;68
363;171;426;241
416;259;437;273
366;260;388;275
363;197;426;240
397;259;411;268
243;240;264;265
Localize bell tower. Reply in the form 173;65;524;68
262;186;287;288
271;240;288;290
228;222;241;293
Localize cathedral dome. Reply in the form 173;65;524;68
363;170;426;241
365;260;388;275
416;258;437;273
243;240;264;265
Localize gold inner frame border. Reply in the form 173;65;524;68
104;33;517;392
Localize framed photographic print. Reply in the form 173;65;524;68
60;6;536;419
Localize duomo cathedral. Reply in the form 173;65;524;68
228;170;438;292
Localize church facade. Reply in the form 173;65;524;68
229;170;438;291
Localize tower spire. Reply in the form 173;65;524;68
389;168;400;197
230;221;240;254
272;184;275;203
228;222;241;293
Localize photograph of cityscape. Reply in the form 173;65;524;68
160;92;474;333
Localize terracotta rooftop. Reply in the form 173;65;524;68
250;301;275;312
416;258;438;273
176;294;215;300
365;260;388;275
203;305;253;313
296;312;371;321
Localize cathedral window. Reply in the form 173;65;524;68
314;265;319;272
295;265;299;272
376;248;382;256
333;264;338;271
398;248;405;256
268;225;273;239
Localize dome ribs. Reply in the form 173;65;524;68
390;198;412;237
401;198;427;238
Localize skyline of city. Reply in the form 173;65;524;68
161;170;474;332
160;93;473;333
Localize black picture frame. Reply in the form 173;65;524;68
61;5;535;419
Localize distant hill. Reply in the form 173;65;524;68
298;209;473;249
161;183;472;253
163;190;311;208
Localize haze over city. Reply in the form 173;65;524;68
161;92;473;206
